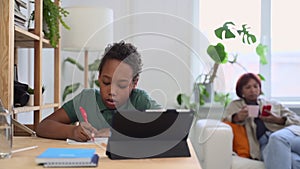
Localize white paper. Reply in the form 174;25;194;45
67;137;108;145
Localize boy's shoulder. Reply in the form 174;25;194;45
129;88;151;102
131;88;147;95
80;88;100;95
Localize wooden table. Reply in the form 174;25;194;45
1;137;202;169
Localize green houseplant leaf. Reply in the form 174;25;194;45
237;24;257;45
207;43;228;64
64;57;84;71
257;74;266;81
63;57;101;101
177;93;191;109
27;85;45;95
43;0;70;47
29;0;70;47
215;21;236;40
88;59;101;71
256;43;268;65
62;83;80;101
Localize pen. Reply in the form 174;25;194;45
12;145;38;154
79;106;95;141
79;106;88;123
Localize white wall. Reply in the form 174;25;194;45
17;0;204;123
61;0;205;108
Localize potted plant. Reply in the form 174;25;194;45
177;21;268;110
62;57;100;102
26;85;46;106
29;0;70;47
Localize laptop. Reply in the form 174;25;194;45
106;109;194;159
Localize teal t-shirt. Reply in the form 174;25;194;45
62;88;162;129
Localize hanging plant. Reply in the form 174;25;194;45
29;0;70;47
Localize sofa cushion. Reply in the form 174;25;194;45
224;121;250;158
232;155;265;169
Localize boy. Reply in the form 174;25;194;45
36;41;162;141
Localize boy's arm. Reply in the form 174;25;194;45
36;108;90;142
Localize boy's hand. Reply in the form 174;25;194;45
80;122;98;140
71;124;90;142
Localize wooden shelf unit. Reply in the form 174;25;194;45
0;0;61;134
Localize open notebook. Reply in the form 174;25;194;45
106;109;194;159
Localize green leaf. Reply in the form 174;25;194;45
94;80;100;87
237;24;257;45
257;74;266;81
41;0;70;47
197;84;210;106
27;85;46;94
64;57;84;71
225;30;236;39
214;22;236;40
256;43;268;65
247;34;257;44
214;92;231;107
62;83;80;101
214;27;224;39
207;43;228;64
176;93;191;109
88;59;101;71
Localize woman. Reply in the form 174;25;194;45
223;72;300;169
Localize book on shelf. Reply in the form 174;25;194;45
14;0;28;30
35;148;99;168
15;0;27;9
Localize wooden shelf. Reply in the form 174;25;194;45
0;0;61;135
15;26;52;48
13;103;60;114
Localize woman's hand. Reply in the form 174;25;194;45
259;111;286;125
233;106;249;123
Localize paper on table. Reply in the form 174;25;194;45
67;137;108;150
67;137;108;145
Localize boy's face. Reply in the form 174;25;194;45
98;59;137;109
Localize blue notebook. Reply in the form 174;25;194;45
36;148;99;168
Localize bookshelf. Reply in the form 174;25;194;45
0;0;61;135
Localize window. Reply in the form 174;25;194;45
271;0;300;101
199;0;300;104
199;0;261;97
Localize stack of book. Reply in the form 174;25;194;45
14;0;28;30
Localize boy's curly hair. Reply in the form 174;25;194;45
98;41;142;82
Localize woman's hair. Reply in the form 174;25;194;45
98;41;142;82
236;73;262;98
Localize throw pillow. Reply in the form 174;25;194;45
224;121;250;158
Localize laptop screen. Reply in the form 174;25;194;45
106;109;194;159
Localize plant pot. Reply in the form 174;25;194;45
26;95;44;106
